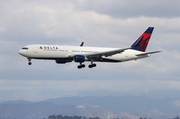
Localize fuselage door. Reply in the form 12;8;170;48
125;50;129;57
34;46;38;53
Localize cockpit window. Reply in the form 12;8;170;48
22;47;28;50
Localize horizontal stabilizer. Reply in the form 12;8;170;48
136;51;161;56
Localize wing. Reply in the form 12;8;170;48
85;48;130;59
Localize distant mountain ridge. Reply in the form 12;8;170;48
0;95;180;119
45;96;180;113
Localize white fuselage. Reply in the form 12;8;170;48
19;44;149;63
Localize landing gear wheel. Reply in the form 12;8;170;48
28;62;32;65
28;58;32;65
77;65;81;69
77;64;85;69
88;63;96;68
81;64;85;68
92;64;96;67
88;65;92;68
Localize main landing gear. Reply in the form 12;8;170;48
77;61;97;69
77;63;85;69
28;58;32;65
88;63;96;68
88;60;96;68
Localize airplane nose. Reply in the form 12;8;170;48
18;50;23;55
18;49;26;56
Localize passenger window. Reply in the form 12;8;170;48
22;47;28;50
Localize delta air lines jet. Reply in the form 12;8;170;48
19;27;160;69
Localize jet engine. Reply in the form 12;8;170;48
74;55;86;63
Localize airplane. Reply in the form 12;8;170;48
19;27;161;69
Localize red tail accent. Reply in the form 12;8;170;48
131;27;154;52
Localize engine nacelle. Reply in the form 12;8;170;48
74;55;86;63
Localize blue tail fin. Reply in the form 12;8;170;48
131;27;154;52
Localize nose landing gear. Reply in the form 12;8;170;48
28;58;32;65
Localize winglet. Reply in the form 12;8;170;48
131;27;154;52
80;42;84;47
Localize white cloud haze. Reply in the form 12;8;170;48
0;0;180;102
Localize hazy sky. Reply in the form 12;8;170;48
0;0;180;102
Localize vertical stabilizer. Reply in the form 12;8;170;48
131;27;154;52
